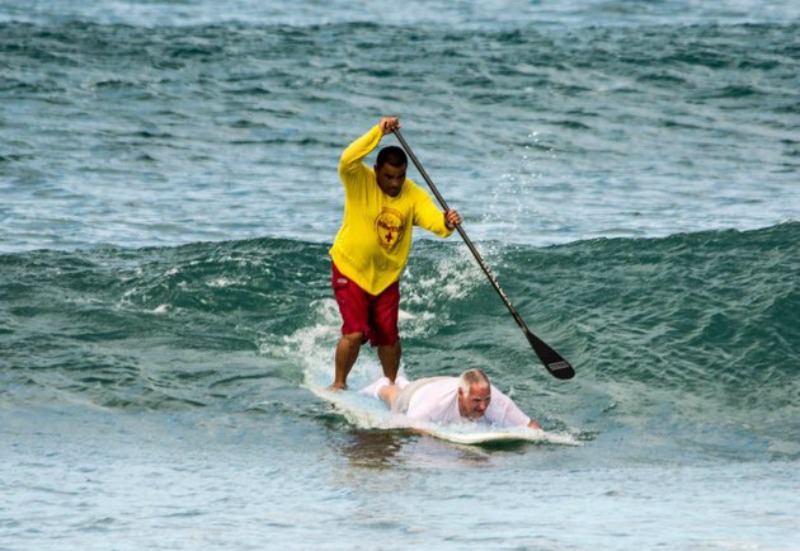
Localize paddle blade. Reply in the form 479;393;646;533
525;329;575;380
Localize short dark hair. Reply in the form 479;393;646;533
376;146;407;169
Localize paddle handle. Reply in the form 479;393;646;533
393;129;575;379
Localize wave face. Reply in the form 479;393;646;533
2;223;797;462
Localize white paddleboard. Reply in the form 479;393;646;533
308;383;393;429
426;426;555;446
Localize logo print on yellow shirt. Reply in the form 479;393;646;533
375;207;406;251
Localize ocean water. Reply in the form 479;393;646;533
1;1;799;549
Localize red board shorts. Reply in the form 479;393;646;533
331;262;400;347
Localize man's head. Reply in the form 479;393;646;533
374;146;407;197
457;368;492;420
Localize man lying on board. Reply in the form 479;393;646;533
361;368;542;430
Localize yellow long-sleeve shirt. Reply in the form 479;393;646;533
329;125;453;295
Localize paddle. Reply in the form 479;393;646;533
393;129;575;380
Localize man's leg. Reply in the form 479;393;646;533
330;262;370;390
377;340;401;383
378;383;400;409
373;280;401;384
332;331;363;390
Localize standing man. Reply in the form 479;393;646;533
329;117;461;390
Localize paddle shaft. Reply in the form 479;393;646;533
393;129;575;379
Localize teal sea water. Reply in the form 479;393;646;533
2;1;799;549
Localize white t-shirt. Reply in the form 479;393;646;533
404;377;531;428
